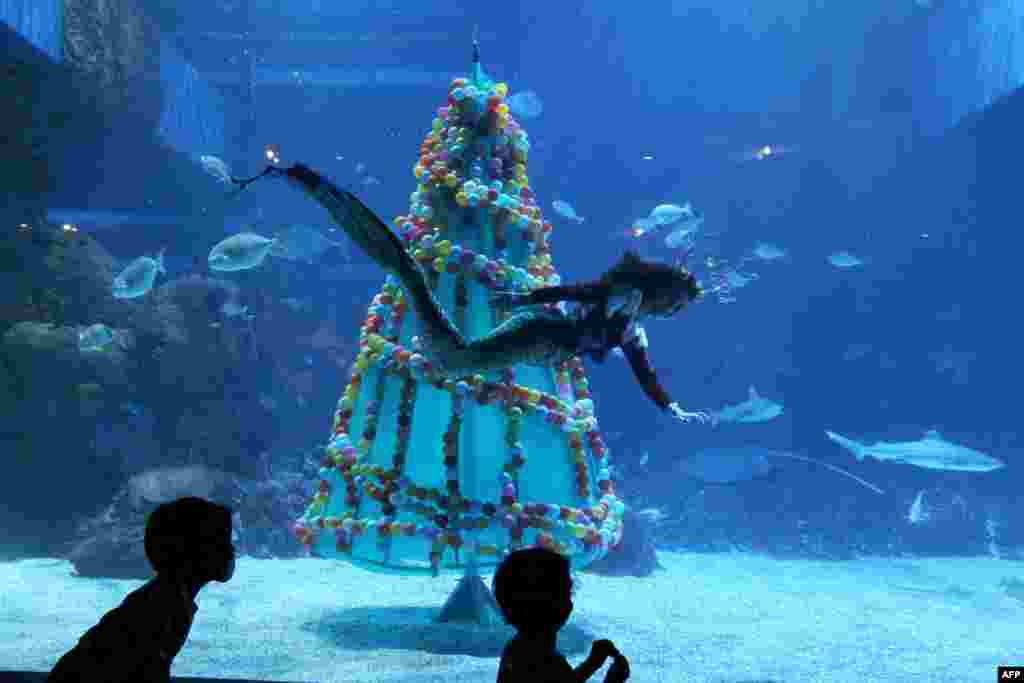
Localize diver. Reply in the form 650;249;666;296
231;163;710;424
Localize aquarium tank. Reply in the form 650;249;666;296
1;1;1021;682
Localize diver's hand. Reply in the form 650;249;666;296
489;290;530;309
669;402;710;424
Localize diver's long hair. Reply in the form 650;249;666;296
599;250;702;307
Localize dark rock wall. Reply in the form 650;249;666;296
62;0;164;129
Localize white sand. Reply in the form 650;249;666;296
2;551;1021;682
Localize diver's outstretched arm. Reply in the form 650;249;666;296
620;335;709;423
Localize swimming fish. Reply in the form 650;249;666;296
219;301;253;321
751;242;787;261
506;90;544;118
664;212;705;249
220;301;246;317
112;248;166;299
627;203;699;240
199;155;232;184
650;203;693;226
634;507;668;524
280;297;313;314
208;233;277;272
552;200;584;223
825;429;1005;472
723;270;759;289
678;446;884;493
120;402;143;417
711;386;783;426
907;490;928;525
828;251;864;269
78;323;116;352
730;144;798;163
270;224;344;263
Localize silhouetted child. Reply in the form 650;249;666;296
48;496;236;683
493;548;631;683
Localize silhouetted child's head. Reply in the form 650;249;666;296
144;496;235;586
492;548;574;635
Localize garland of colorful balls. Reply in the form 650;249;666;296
291;76;626;574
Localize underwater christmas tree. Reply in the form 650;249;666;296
290;43;625;624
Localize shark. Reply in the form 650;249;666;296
825;429;1005;472
711;386;783;426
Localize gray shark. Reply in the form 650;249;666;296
825;429;1004;472
711;386;783;426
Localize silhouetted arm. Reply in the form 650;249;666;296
571;655;605;683
620;329;673;411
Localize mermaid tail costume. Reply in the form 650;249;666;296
280;163;674;410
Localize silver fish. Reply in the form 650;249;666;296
649;203;693;226
220;301;246;317
907;490;928;525
281;297;314;313
552;199;584;223
825;429;1004;472
78;323;116;352
112;249;166;299
270;224;343;264
828;251;864;269
751;242;787;261
208;233;277;272
664;216;704;249
200;155;232;184
634;507;668;524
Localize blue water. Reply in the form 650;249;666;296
2;1;1022;681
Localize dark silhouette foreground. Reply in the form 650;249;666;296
493;548;630;683
47;497;630;683
48;497;234;683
